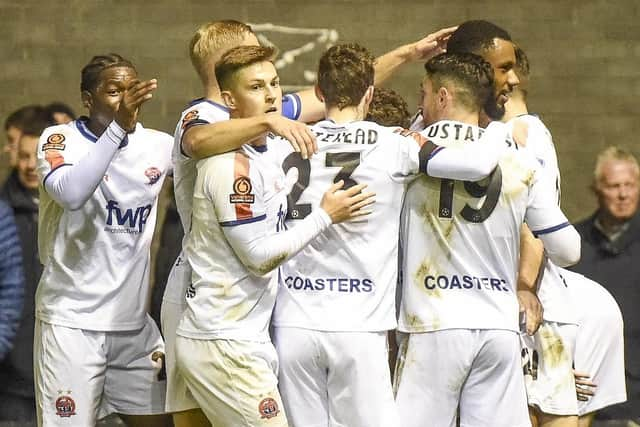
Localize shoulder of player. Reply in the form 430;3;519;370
178;98;229;123
38;123;78;151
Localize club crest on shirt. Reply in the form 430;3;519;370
230;176;255;204
144;167;162;185
55;393;76;418
181;110;199;129
43;133;66;151
258;397;280;419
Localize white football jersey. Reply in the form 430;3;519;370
271;119;427;332
398;120;570;333
36;118;172;331
505;114;577;324
177;141;289;342
163;95;303;304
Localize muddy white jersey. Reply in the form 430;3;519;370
177;142;289;342
272;119;441;332
164;95;303;304
506;114;577;324
36;118;172;331
398;120;571;333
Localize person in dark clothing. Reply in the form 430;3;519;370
0;112;51;425
572;146;640;424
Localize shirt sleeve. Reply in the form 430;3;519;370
37;121;126;210
0;202;24;360
282;93;302;121
525;169;580;267
200;151;331;276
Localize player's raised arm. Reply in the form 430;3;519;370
292;26;457;123
222;181;374;276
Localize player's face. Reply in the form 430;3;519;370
16;134;39;190
482;38;519;120
86;66;138;129
4;126;21;168
596;159;640;222
228;61;282;119
419;76;439;127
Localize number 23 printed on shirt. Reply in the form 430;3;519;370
282;151;361;220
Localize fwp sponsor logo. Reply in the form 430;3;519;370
105;200;152;234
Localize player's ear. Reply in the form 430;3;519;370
364;85;374;105
81;90;93;110
314;85;325;103
437;86;449;109
221;90;236;111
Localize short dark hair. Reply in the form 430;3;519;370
4;104;53;132
447;20;512;55
215;45;277;92
81;53;136;93
424;52;494;113
317;43;375;110
513;43;530;96
366;87;410;128
46;102;76;121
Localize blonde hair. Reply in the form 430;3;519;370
189;20;254;85
594;146;640;184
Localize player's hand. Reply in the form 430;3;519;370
320;180;375;224
267;115;317;159
407;26;458;62
517;289;543;336
114;78;158;132
574;370;596;401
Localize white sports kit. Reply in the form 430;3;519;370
35;118;172;425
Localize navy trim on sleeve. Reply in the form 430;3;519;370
220;214;267;227
418;142;444;174
42;163;73;188
180;119;210;158
532;221;570;236
282;93;302;121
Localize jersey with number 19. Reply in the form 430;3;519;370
398;120;572;333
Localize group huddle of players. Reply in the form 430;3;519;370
31;17;625;427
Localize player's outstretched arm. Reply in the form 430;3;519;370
40;79;157;210
183;114;317;160
291;26;457;124
373;26;457;84
517;224;544;336
222;181;374;276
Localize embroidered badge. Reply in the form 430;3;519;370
258;397;280;419
230;176;255;204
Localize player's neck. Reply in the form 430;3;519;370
441;109;479;127
326;105;362;124
205;84;224;106
502;97;528;122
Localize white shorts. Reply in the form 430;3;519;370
175;336;288;427
34;316;166;426
273;328;397;427
520;321;578;416
160;297;199;413
572;288;626;415
394;329;530;427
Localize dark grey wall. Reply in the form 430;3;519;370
3;0;639;221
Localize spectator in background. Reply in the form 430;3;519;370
571;146;640;424
45;102;76;125
2;105;51;186
0;199;25;425
0;110;53;426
